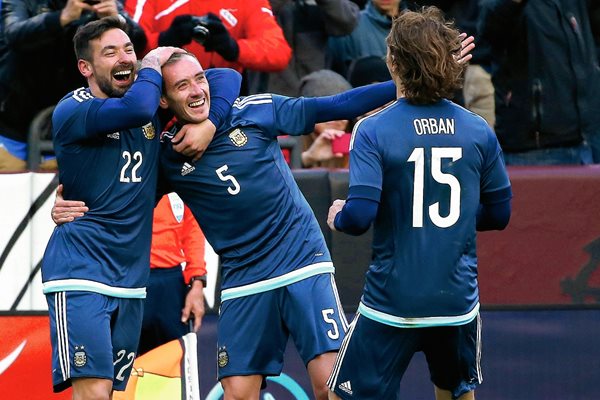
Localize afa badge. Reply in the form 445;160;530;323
74;346;87;368
217;347;229;368
142;123;156;140
229;129;248;147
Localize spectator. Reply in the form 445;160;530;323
479;0;600;164
258;0;359;96
298;69;352;168
126;0;292;93
139;193;207;355
346;55;391;89
328;0;405;77
326;7;510;399
0;0;146;172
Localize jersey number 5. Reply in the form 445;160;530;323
408;147;462;228
216;165;241;195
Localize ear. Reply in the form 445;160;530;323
78;59;93;78
159;95;169;109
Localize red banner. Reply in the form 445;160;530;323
0;315;70;399
478;166;600;306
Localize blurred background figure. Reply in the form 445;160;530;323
139;193;207;355
297;70;352;168
258;0;359;96
328;0;405;78
479;0;600;165
0;0;146;172
126;0;291;94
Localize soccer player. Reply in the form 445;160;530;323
325;7;512;400
41;16;239;399
52;38;475;399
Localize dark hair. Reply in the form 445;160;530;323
386;6;464;104
73;16;129;61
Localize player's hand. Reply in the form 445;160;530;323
182;282;205;332
327;199;346;231
141;46;186;72
51;184;88;225
172;120;216;162
91;0;119;18
456;33;475;65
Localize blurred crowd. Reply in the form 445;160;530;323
1;0;600;171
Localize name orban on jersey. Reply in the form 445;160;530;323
413;118;455;135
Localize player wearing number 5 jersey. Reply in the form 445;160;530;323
156;52;398;399
41;17;239;398
327;7;512;400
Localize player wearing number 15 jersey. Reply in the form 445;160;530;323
327;8;512;400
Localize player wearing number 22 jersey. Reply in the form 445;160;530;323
158;82;395;384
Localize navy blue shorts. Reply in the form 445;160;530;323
217;273;348;380
328;313;482;399
46;291;143;392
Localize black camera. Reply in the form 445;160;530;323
191;16;210;45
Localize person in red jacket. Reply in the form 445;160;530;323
138;192;207;355
125;0;291;77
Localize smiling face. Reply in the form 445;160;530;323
79;28;136;98
160;54;210;124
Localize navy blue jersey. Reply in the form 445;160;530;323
349;99;511;327
42;69;163;298
160;94;336;298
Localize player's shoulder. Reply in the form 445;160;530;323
55;88;95;113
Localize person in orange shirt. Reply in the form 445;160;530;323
138;192;207;355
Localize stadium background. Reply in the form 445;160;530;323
1;166;599;398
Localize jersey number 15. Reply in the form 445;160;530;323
408;147;462;228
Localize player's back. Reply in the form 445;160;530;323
352;98;509;326
42;88;161;297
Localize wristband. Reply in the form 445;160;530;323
188;275;207;288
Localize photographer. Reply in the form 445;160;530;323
126;0;291;92
0;0;146;171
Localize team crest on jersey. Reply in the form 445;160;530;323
217;346;229;368
229;129;247;147
73;346;87;367
142;123;155;140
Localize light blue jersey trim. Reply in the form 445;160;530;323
220;262;335;302
42;279;146;299
358;301;480;328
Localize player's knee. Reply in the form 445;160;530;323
221;376;261;400
71;378;112;400
313;383;331;400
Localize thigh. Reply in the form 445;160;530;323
217;290;288;380
327;313;419;400
283;273;348;365
46;291;116;392
111;297;144;391
423;314;482;399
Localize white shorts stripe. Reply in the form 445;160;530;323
329;275;348;332
327;312;359;390
476;313;483;383
55;292;70;381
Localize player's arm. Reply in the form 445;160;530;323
477;188;512;231
328;196;379;235
171;68;242;161
57;46;183;143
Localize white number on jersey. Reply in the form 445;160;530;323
216;165;241;195
119;151;143;183
114;350;135;381
407;147;462;228
321;309;340;340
